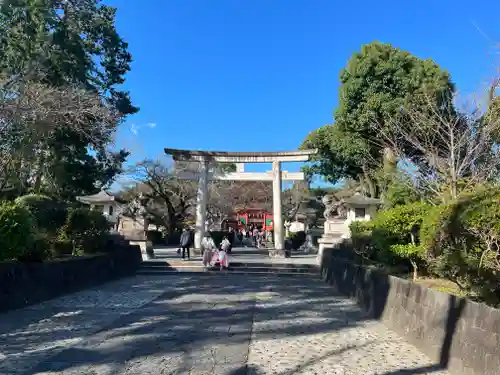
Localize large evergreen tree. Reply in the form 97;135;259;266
302;41;454;197
0;0;137;198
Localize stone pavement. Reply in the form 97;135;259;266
0;274;450;375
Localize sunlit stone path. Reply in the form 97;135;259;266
0;274;449;375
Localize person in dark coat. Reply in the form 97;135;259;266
179;228;192;260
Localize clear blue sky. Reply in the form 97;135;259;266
107;0;500;185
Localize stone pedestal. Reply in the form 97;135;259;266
316;219;348;266
130;240;154;260
268;249;290;258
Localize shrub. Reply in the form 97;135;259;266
0;202;36;261
371;202;431;279
420;186;500;305
350;221;374;260
419;203;455;258
15;194;67;235
18;233;51;262
62;208;112;254
384;178;421;208
389;243;424;280
51;231;74;258
289;231;306;249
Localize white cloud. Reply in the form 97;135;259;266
130;124;138;135
129;122;156;136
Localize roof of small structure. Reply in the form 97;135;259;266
344;193;382;206
236;208;273;214
77;190;116;204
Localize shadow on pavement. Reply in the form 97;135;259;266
20;275;369;374
2;259;465;375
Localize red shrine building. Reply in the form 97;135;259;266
223;208;273;231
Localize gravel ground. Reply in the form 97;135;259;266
0;274;450;375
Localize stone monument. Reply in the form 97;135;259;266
316;194;349;265
128;193;155;260
298;229;318;254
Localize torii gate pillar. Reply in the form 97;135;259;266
271;160;284;250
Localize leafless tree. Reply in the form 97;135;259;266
207;180;273;228
282;181;310;221
125;159;274;231
0;74;120;192
372;92;500;201
127;160;197;232
468;224;500;274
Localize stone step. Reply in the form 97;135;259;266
137;267;319;276
138;260;320;276
143;260;318;270
137;269;320;277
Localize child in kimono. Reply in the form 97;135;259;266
217;236;231;270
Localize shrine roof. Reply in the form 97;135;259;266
344;193;382;206
76;190;116;204
164;148;317;163
235;208;273;213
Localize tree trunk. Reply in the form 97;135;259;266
362;166;376;197
358;174;367;195
410;259;418;281
33;152;45;194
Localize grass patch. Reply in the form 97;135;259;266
413;277;467;297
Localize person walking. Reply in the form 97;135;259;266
179;228;192;261
201;232;216;268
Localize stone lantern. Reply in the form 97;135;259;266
132;193;155;259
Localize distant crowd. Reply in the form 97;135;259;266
177;225;272;269
230;226;272;248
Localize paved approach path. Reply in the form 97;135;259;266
0;275;450;375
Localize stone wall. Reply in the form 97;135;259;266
320;249;500;375
0;245;142;314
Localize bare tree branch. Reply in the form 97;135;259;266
468;224;500;274
372;92;500;201
0;74;120;191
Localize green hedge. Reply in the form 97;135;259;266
0;202;36;262
420;186;500;305
348;202;431;279
350;221;374;259
62;208;112;255
15;194;67;235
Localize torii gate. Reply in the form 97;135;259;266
164;148;317;256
